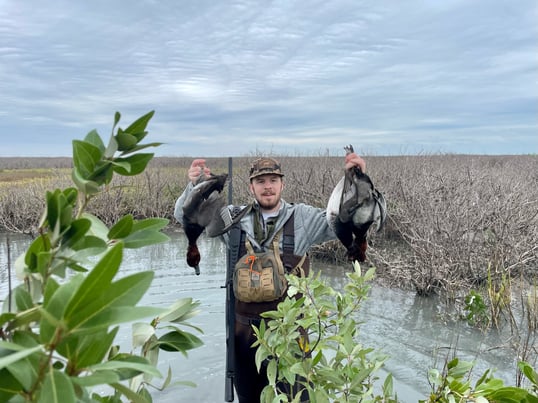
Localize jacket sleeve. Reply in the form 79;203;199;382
292;203;336;255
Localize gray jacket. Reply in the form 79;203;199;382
174;182;336;255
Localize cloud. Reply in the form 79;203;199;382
0;0;536;157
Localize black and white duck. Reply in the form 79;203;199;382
326;145;386;262
182;173;228;274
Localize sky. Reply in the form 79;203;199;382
0;0;536;157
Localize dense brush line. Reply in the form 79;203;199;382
1;154;537;298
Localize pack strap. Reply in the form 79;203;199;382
227;224;243;272
244;226;282;255
282;213;294;255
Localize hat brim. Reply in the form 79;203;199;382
249;170;284;180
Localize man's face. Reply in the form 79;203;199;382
249;174;284;212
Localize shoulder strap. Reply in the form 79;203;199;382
232;211;295;265
227;224;243;268
282;212;295;255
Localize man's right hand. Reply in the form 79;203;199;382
188;159;211;184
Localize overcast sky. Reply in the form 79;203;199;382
1;0;536;157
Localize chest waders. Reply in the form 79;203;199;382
226;212;311;403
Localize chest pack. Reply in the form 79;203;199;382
231;213;306;303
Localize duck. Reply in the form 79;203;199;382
326;145;386;262
182;172;228;274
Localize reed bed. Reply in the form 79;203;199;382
1;154;537;300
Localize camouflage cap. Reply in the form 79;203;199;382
249;157;284;180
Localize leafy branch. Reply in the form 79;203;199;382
0;111;202;402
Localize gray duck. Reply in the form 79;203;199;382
182;172;228;274
326;145;386;262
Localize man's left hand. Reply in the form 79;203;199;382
345;152;366;172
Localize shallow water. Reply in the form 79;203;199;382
0;231;519;402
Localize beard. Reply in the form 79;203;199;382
255;191;281;211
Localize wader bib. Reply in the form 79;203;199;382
229;213;310;403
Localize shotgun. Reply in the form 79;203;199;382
224;157;238;402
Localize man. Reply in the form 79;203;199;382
174;152;366;402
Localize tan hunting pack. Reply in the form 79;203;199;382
232;215;306;303
233;229;287;302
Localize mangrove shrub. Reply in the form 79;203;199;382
0;112;202;402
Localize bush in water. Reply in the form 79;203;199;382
254;263;397;402
0;112;202;402
254;262;538;402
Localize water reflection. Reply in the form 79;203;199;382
0;232;519;402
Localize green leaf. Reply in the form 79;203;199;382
123;230;170;249
62;218;91;249
382;373;394;397
82;306;162;333
115;129;139;152
4;307;41;332
143;336;160;368
110;381;151;403
75;307;163;336
81;213;110;240
4;332;40;390
72;140;102;178
72;167;100;195
0;368;22;401
38;369;76;403
24;235;50;273
0;313;16;328
124;110;154;140
45;189;61;235
67;271;155;331
121;142;163;154
113;111;121;127
108;215;134;240
63;243;123;322
63;187;78;205
487;386;531;400
157;298;201;324
13;287;33;312
90;354;161;379
69;235;107;255
36;250;54;279
104;133;119;159
131;217;169;233
74;334;114;369
519;361;538;385
43;278;60;306
59;327;119;370
83;129;106;154
155;331;203;354
448;359;473;378
266;359;277;386
7;358;38;391
40;275;85;343
89;160;114;185
132;323;155;349
0;344;42;370
112;153;154;176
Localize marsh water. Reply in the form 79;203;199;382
0;231;519;402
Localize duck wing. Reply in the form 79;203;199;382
182;173;228;274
